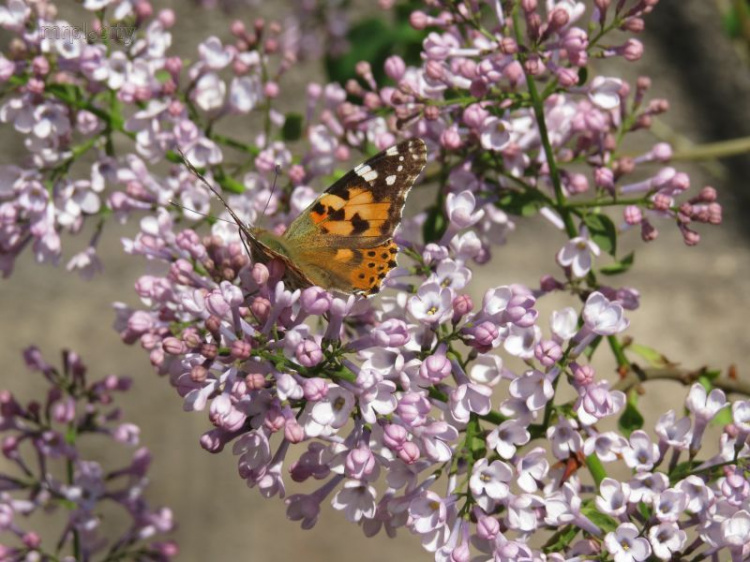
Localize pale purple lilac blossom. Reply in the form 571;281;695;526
0;0;744;561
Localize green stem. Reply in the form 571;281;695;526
671;135;750;161
613;365;750;396
586;453;607;487
65;427;80;559
211;133;260;156
567;196;650;209
512;8;578;239
607;335;630;370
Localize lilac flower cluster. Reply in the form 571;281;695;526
0;0;745;560
0;0;318;277
0;347;177;561
117;197;750;561
340;0;721;255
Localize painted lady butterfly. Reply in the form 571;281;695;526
197;138;427;296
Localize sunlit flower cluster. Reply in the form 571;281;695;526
0;0;744;560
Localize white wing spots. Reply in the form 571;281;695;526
397;165;403;172
355;164;378;182
399;156;405;161
385;174;397;186
386;146;399;156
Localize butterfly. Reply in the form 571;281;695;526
189;138;427;296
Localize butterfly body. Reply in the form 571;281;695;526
238;139;427;296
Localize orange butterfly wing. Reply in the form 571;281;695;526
284;139;426;295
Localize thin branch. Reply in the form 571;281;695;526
613;364;749;396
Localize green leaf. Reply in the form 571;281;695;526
618;390;644;436
282;113;303;142
542;525;579;553
213;169;245;194
600;251;634;276
577;66;588;86
713;407;732;428
496;190;546;217
155;69;171;84
422;205;447;243
669;460;701;483
637;502;653;520
697;370;722;385
580;504;617;534
628;343;674;369
723;8;741;38
324;14;426;87
470;436;487;459
583;213;617;255
47;83;83;104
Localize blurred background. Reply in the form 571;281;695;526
2;0;750;560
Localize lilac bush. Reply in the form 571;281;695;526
0;0;748;560
0;348;177;561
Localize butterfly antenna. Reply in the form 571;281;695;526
176;149;248;230
168;200;240;225
260;164;282;221
175;148;254;259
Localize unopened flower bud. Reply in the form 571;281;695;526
295;340;322;367
158;8;175;27
535;340;562;367
398;441;420;464
424;105;440;121
572;363;595;386
566;172;589;194
477;515;500;540
708;203;722;225
205;315;222;335
410;11;429;29
500;37;518;54
265;408;286;432
594;167;615;192
384;55;406;81
200;343;218;360
621;17;644;33
652;193;671;211
31;56;49;76
680;225;700;246
245;373;266;390
420;353;452;384
191;365;207;383
134;0;153;21
230;340;252;360
540;275;563;293
641;219;658;242
452;294;474;321
383;424;408;450
696;186;717;203
251;263;269;285
303;378;328;401
285;419;305;443
26;77;44;94
22;532;41;549
624;205;642;225
250;296;271;322
200;429;225;453
547;8;569;32
622;38;644;61
163;337;186;355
